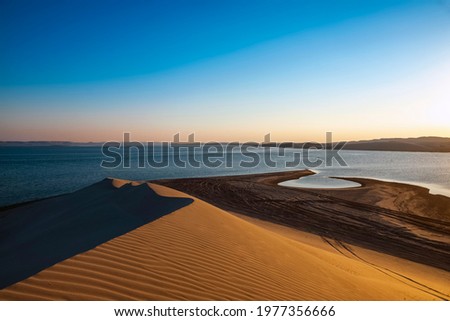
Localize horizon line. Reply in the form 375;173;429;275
1;135;449;145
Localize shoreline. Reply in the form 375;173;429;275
278;172;362;190
276;169;450;198
155;170;450;271
3;169;450;212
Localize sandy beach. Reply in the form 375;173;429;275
0;172;449;300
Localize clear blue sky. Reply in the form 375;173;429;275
1;0;449;141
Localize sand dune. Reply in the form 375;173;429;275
0;179;192;289
1;180;448;300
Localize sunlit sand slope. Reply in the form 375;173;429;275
1;181;448;300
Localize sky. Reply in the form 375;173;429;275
1;0;449;142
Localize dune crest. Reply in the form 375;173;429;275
110;178;145;188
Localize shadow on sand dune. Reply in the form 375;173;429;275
0;179;193;289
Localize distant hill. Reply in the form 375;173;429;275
275;136;450;152
342;137;450;152
1;136;449;152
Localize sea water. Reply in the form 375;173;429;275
0;146;449;206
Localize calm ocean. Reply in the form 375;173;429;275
0;146;449;206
